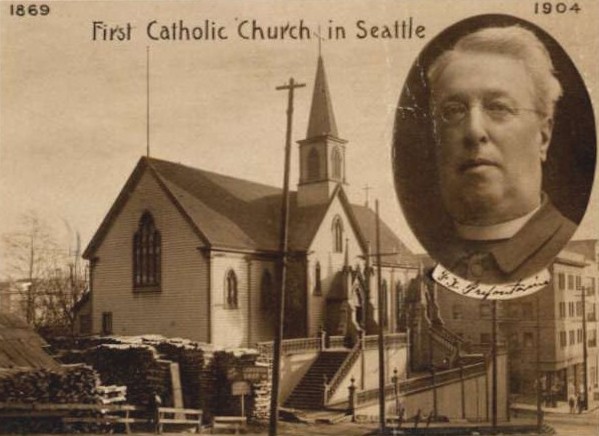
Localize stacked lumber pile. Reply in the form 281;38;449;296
208;349;260;417
52;335;266;419
154;340;208;411
0;364;100;404
59;344;171;407
252;352;273;420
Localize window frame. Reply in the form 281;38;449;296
133;211;161;291
332;216;343;253
225;269;239;309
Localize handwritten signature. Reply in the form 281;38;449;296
432;265;550;300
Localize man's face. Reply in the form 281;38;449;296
431;52;553;226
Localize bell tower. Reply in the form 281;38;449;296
297;56;348;207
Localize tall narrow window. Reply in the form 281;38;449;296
260;270;273;311
395;282;404;330
332;216;343;253
133;212;161;289
381;280;389;328
331;147;342;179
308;148;320;181
225;270;238;309
314;262;322;295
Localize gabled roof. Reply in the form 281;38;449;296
350;204;420;267
84;157;418;267
306;55;339;139
0;312;60;369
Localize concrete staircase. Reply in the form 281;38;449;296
284;350;350;410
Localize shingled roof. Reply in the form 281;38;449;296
84;157;418;267
0;312;60;369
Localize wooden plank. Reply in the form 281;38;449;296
158;407;202;415
160;418;200;424
213;416;247;423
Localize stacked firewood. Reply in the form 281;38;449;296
0;364;100;404
58;344;171;407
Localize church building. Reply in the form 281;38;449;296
82;56;420;347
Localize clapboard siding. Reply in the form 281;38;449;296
306;198;363;336
210;254;250;347
305;198;418;335
92;170;209;342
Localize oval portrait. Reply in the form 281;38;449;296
393;14;596;285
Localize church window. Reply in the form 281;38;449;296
261;270;273;311
308;148;320;180
225;270;238;309
133;211;161;289
395;282;404;331
314;262;322;295
332;216;343;253
331;147;342;179
381;279;389;328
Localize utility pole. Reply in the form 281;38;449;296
269;77;305;436
375;200;386;434
582;285;589;411
491;300;497;429
536;294;543;433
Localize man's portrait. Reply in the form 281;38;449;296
393;16;595;284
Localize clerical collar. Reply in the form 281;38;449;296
455;204;542;241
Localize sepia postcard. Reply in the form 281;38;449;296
0;1;598;434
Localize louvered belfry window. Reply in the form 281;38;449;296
133;211;161;289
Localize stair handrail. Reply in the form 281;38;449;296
324;340;362;404
429;327;458;354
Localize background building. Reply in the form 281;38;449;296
437;241;599;404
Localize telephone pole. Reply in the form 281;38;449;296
269;77;305;436
375;200;386;433
582;285;589;411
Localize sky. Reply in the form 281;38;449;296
1;0;598;279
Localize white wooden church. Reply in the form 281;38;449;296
82;56;421;347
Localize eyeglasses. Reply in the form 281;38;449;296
436;100;545;125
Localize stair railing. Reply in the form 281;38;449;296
324;340;362;405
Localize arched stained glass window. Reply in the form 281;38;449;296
133;211;161;288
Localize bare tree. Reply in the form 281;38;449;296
2;211;87;333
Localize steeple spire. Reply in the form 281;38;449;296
306;56;338;138
297;55;347;208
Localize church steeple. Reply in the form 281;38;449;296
306;56;338;139
297;56;348;207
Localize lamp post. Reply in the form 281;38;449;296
581;285;589;411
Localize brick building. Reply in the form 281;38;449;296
436;242;599;402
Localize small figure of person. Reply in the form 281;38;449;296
568;395;575;414
576;392;583;414
148;390;162;433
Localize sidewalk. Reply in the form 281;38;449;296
511;399;599;416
